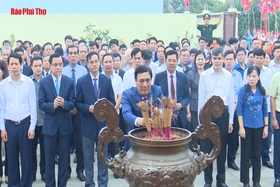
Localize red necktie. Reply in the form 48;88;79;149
143;97;147;101
170;75;175;100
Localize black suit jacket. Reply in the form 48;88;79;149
154;70;190;129
23;64;33;76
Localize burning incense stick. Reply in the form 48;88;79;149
137;100;152;137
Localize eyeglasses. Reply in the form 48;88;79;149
52;63;63;67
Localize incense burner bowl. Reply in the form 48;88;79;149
94;96;223;187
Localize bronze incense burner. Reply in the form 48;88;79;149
94;96;223;187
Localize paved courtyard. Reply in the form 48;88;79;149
24;145;275;187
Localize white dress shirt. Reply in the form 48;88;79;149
62;64;88;84
269;59;280;73
198;67;234;124
90;72;99;90
102;72;124;114
123;68;136;90
167;71;177;99
243;65;273;112
0;74;37;130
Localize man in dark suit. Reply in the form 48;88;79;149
76;51;115;187
122;65;163;150
154;50;190;129
112;53;125;79
38;53;75;187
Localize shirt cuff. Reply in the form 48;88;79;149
134;117;139;127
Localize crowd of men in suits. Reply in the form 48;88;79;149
0;33;280;187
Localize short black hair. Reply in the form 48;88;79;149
156;46;165;53
228;37;238;45
211;47;223;57
16;40;23;44
112;53;121;60
31;46;40;54
165;50;178;60
42;42;53;52
169;42;180;50
248;50;254;56
134;65;152;80
72;38;78;43
95;37;102;42
30;56;43;66
157;40;164;45
54;43;62;48
252;38;259;43
55;47;64;56
8;52;22;65
274;45;280;52
23;40;33;46
181;38;189;44
102;53;113;63
119;44;127;50
182;40;190;46
87;51;99;61
224;50;236;59
78;39;87;45
180;48;189;56
66;45;78;54
132;39;140;45
147;37;157;44
131;48;142;58
64;35;72;42
14;47;24;54
189;48;198;55
101;43;108;49
236;47;247;55
89;41;99;49
253;48;266;58
142;49;152;61
198;36;207;43
49;53;63;64
262;41;269;46
2;40;10;46
109;39;119;48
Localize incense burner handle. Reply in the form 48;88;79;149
94;99;128;177
191;96;223;167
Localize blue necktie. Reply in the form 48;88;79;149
55;78;59;96
93;78;98;98
71;69;76;96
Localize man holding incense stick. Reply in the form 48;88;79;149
122;65;163;150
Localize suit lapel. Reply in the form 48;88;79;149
48;75;57;97
86;74;97;100
162;71;168;96
176;71;180;99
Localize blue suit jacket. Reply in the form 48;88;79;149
154;70;190;129
122;85;163;133
38;74;75;136
76;73;115;138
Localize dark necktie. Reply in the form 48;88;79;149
93;78;98;98
115;70;118;74
46;72;49;76
170;75;175;100
71;69;76;96
143;97;147;101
